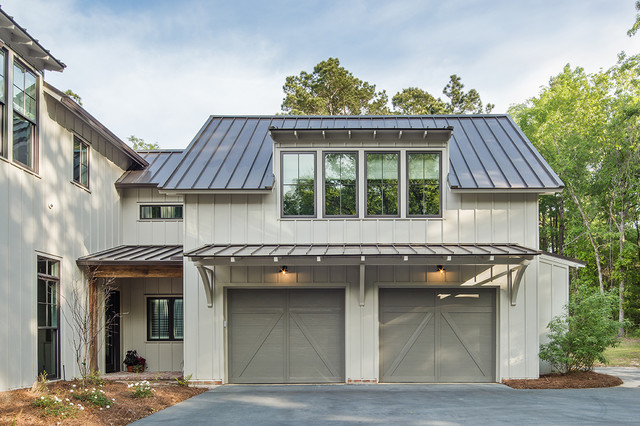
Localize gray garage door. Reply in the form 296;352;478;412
228;289;345;384
380;288;495;383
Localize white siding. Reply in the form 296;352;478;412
120;188;183;245
0;91;126;390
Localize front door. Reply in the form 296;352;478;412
105;290;120;373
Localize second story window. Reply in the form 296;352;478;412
324;152;357;216
366;153;399;216
140;205;183;220
408;153;441;216
73;136;89;188
12;61;37;169
282;152;315;217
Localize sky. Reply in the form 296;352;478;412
2;0;639;149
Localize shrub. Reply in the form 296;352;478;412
72;385;115;409
175;374;193;387
32;394;81;418
540;290;622;373
87;369;105;386
128;380;155;398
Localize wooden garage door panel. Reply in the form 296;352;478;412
380;288;495;383
228;289;344;384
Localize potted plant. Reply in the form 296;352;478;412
123;350;146;373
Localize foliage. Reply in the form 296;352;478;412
87;369;105;386
31;371;49;395
540;290;622;373
123;350;146;368
282;179;315;215
64;89;83;106
71;385;114;408
128;135;160;150
175;374;193;387
391;87;448;114
443;75;495;113
282;58;389;115
629;1;640;36
31;394;81;418
128;381;155;398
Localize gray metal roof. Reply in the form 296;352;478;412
158;115;563;192
116;150;184;187
185;243;539;259
77;245;183;266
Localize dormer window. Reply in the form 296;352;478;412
324;152;357;217
281;152;316;217
408;152;441;216
12;60;37;169
366;152;399;216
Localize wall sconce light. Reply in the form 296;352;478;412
437;265;446;274
279;265;288;275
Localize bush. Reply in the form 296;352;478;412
175;374;193;387
128;380;155;398
32;394;81;418
71;384;115;409
540;290;622;373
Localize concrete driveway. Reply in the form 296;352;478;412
134;368;640;425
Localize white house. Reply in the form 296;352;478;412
0;7;583;391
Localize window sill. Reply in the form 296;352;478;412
70;180;91;193
0;155;41;178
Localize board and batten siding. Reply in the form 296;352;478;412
0;92;127;390
120;188;183;245
182;186;544;382
116;277;183;372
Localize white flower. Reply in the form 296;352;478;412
65;398;69;401
80;406;85;411
112;398;116;401
70;389;74;393
106;405;110;409
72;384;76;388
100;408;103;411
40;396;44;400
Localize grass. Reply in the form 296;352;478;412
603;338;640;367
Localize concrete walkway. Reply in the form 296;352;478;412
134;368;640;425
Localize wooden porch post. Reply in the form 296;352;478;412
88;273;98;372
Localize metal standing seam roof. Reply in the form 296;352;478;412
76;245;183;266
116;150;184;187
184;243;540;259
158;115;563;192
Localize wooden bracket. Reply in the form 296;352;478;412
509;260;530;306
196;264;215;308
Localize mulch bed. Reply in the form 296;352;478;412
0;379;207;425
503;370;623;389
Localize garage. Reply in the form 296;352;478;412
379;288;496;383
227;288;345;384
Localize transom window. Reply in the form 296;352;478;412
408;152;441;216
281;152;315;217
147;297;183;341
366;153;399;216
12;60;37;169
140;205;183;220
73;136;89;188
324;152;357;216
37;257;60;379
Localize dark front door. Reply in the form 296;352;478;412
105;290;120;373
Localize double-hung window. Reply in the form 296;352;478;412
37;257;60;378
407;152;441;216
12;60;37;169
147;297;183;341
324;152;357;216
281;152;315;217
73;136;89;188
366;153;399;216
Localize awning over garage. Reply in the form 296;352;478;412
77;245;183;278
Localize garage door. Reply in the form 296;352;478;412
379;288;495;383
228;289;345;384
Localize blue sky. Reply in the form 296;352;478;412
3;0;638;149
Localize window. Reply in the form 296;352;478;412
408;153;441;216
366;152;399;216
147;298;183;341
281;152;315;217
37;257;60;378
324;152;357;216
0;50;4;157
140;205;183;220
12;61;37;169
73;136;89;187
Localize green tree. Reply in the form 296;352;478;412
281;58;389;115
128;135;159;150
443;74;494;113
628;0;640;36
391;87;448;114
64;89;83;106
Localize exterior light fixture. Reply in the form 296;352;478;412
280;266;288;275
437;265;446;274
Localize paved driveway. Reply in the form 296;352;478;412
134;368;640;425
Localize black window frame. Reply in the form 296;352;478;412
0;49;6;159
139;204;183;220
37;256;60;379
322;151;358;218
364;151;400;218
406;151;443;218
11;59;38;171
280;151;317;218
146;297;184;342
73;135;90;188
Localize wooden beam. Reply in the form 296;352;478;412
88;276;98;372
90;265;182;278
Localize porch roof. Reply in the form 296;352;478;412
185;243;539;265
77;245;183;266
